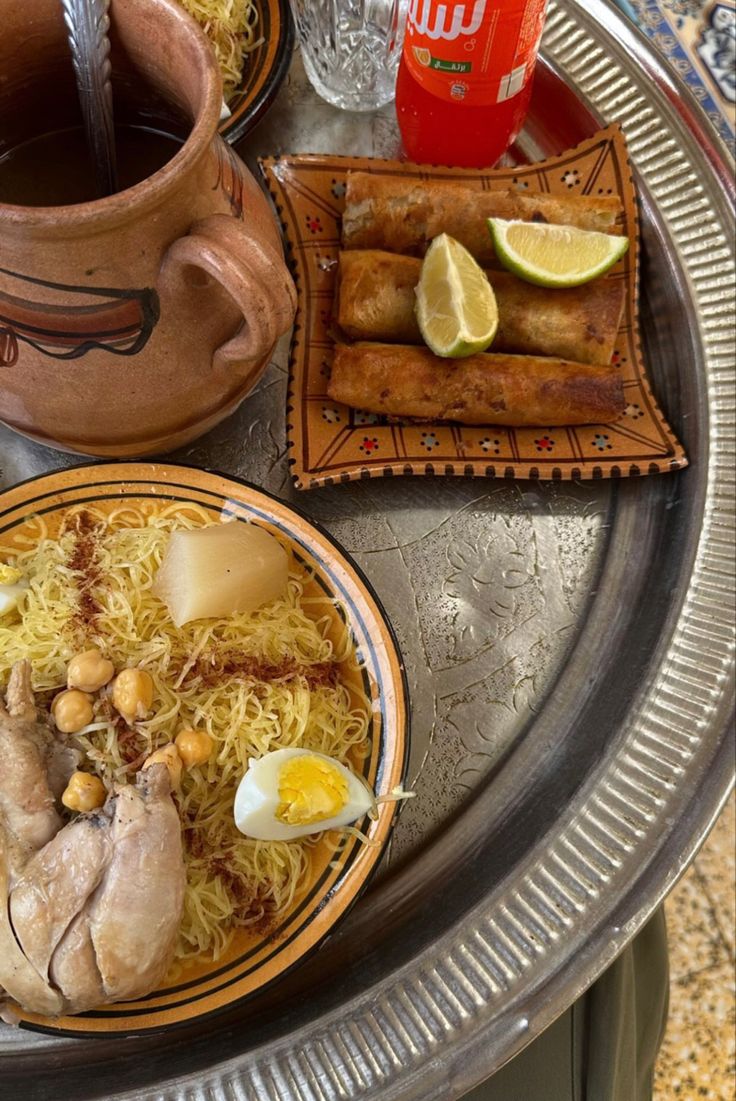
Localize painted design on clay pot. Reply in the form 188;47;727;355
212;139;245;219
0;0;296;457
0;267;160;366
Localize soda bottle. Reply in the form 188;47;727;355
395;0;548;168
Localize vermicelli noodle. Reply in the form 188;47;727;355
0;504;370;962
177;0;263;102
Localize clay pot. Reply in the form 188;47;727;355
0;0;296;457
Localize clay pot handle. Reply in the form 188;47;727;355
163;215;296;371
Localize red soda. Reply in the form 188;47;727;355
396;0;547;168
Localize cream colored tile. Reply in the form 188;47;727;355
694;793;736;957
664;862;730;979
654;959;736;1101
655;795;736;1100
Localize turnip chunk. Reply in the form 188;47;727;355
152;523;289;627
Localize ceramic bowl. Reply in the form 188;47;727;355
219;0;294;145
0;461;408;1036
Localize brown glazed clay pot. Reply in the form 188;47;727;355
0;0;296;457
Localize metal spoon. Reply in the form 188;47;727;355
61;0;118;197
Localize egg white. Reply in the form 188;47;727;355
233;747;374;841
0;583;27;616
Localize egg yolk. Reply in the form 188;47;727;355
276;755;349;826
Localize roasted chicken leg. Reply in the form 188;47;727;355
0;662;185;1018
0;660;78;860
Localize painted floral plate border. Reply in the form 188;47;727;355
260;125;688;489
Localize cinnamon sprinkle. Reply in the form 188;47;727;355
63;510;104;632
184;827;207;860
181;828;278;936
210;859;278;936
176;652;339;691
117;722;148;769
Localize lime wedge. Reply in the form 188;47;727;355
416;233;498;358
487;218;629;288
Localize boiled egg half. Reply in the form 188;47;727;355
0;565;28;617
234;748;374;841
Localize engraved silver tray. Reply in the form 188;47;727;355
0;0;733;1096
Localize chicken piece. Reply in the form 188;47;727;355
2;766;184;1017
0;663;185;1019
86;765;184;1002
0;661;80;862
0;828;64;1018
49;912;105;1012
51;767;184;1012
0;661;63;857
9;814;112;984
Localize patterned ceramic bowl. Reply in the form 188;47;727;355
0;462;408;1036
219;0;294;145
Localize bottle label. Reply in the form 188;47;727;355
403;0;547;107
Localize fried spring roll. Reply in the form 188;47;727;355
336;250;625;365
336;251;428;344
342;174;623;262
327;343;625;426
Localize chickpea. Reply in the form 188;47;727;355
67;648;114;693
142;744;182;789
112;668;154;723
51;689;94;734
175;728;213;769
61;771;107;813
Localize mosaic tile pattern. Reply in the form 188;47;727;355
654;794;736;1099
627;0;736;147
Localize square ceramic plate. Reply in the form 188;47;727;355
260;125;688;488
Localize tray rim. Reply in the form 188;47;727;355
1;0;734;1095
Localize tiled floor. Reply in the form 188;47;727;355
654;792;736;1100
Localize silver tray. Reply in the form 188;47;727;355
0;0;734;1096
